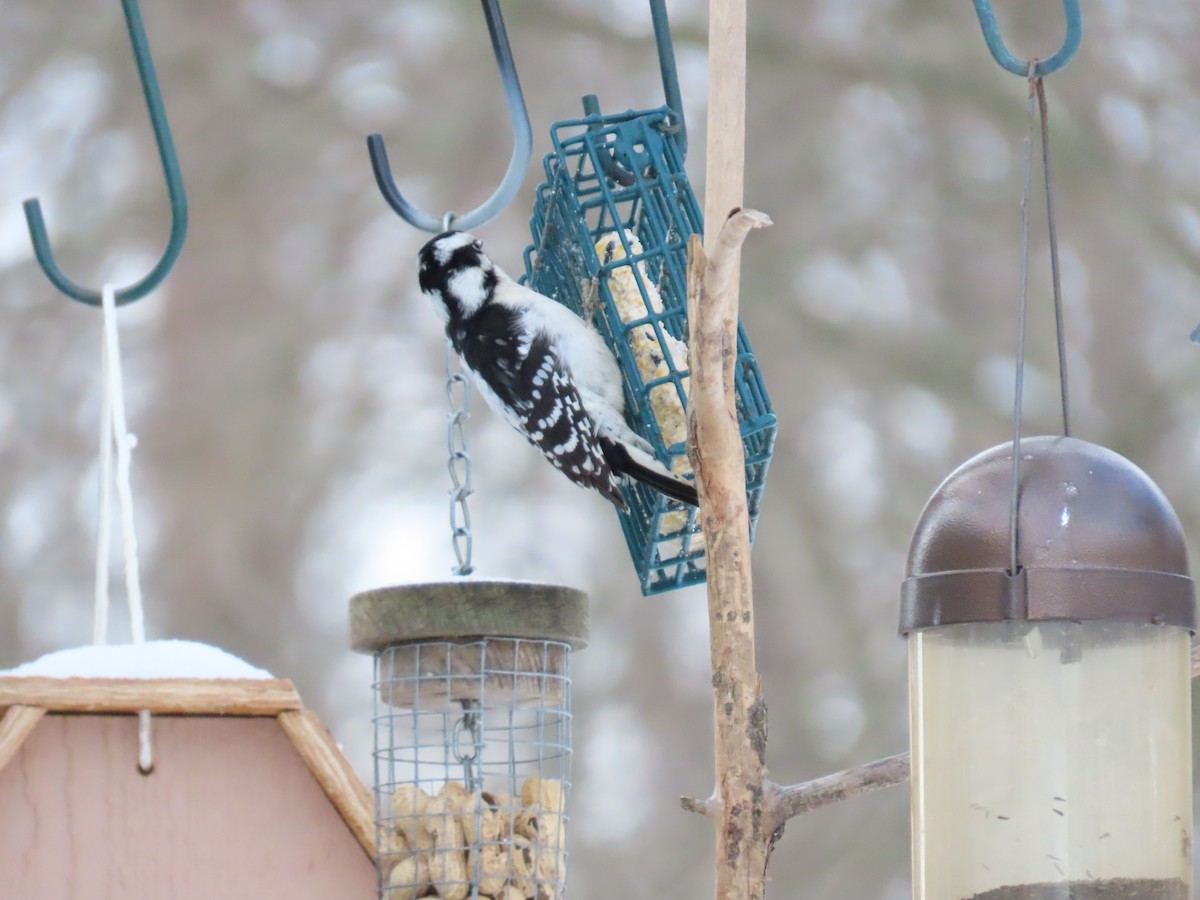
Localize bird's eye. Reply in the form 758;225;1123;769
472;240;483;251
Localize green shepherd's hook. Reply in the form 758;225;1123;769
971;0;1081;77
23;0;188;306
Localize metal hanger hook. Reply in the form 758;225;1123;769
584;0;687;186
971;0;1082;77
367;0;532;234
649;0;686;158
23;0;188;307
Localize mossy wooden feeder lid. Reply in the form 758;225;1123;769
350;580;589;651
350;581;589;709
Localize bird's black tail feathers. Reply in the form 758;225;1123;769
602;440;700;508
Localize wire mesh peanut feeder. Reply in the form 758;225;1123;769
351;581;588;900
522;104;776;596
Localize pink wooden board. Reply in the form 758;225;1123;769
0;714;375;898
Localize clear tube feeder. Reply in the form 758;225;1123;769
901;437;1194;900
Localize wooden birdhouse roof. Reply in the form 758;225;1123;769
0;646;378;899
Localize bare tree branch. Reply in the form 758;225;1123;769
687;207;773;900
769;754;911;826
680;793;721;820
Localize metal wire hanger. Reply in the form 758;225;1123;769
23;0;188;307
367;0;532;233
969;0;1078;576
583;0;686;186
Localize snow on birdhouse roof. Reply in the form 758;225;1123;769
0;640;274;680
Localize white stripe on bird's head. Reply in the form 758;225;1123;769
417;230;498;320
447;265;491;316
432;230;479;265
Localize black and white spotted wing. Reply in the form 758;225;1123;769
453;305;627;509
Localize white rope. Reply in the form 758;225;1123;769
96;283;153;773
93;365;113;646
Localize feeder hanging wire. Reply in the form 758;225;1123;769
998;40;1075;578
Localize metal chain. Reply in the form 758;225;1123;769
446;341;475;576
452;699;485;792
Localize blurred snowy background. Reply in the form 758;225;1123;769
2;0;1199;896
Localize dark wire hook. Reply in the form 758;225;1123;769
582;95;635;187
971;0;1082;77
649;0;686;158
23;0;188;307
585;0;686;186
367;0;532;233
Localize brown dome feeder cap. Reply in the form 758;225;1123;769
900;436;1195;634
350;580;590;652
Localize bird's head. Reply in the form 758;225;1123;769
418;230;498;323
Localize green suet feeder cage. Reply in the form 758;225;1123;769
522;105;776;596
